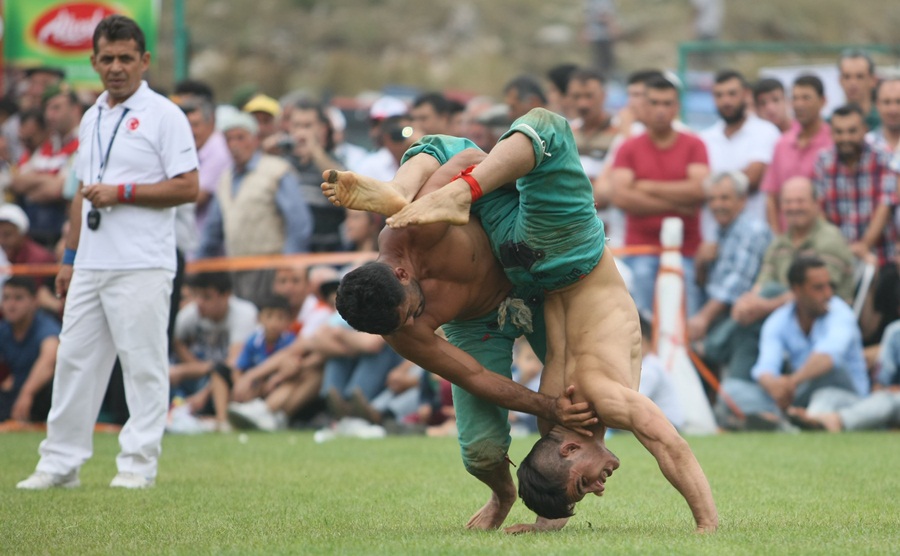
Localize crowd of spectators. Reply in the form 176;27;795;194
2;46;900;436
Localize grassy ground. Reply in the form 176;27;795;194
2;430;898;555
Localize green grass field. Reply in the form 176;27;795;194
2;430;898;555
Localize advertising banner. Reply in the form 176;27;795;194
4;0;159;88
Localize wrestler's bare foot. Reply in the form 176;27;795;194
465;487;516;530
504;517;569;535
321;169;408;216
387;180;471;228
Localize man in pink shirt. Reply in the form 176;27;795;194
611;74;709;316
762;74;833;233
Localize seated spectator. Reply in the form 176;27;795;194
226;270;340;430
787;285;900;432
689;171;773;345
731;256;869;430
638;314;684;430
708;177;856;426
0;277;59;422
0;202;56;274
318;302;404;417
210;294;296;429
350;359;424;426
170;272;258;429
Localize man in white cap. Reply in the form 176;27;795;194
0;204;56;272
353;96;410;181
197;110;313;304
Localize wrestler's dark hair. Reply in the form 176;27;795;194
93;14;146;54
335;262;405;335
516;430;576;520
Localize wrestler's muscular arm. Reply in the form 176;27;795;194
582;378;719;532
385;325;597;435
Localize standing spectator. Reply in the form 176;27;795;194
867;78;900;154
545;63;579;121
813;103;898;265
700;70;781;233
691;0;723;42
353;96;408;181
611;74;709;316
762;75;833;233
14;110;49;169
284;99;345;252
342;209;383;252
327;106;368;172
689;171;772;344
569;67;618;177
0;277;59;423
242;93;282;145
178;98;231;239
748;256;869;427
198;111;312;304
582;0;619;78
753;78;793;134
17;15;199;490
502;76;547;121
837;49;880;131
410;93;454;136
9;85;81;248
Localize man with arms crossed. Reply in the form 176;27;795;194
18;15;199;489
325;108;718;533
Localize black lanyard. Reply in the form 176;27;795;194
94;105;130;182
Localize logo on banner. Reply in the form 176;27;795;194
32;3;117;53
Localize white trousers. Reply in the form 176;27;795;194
37;268;173;478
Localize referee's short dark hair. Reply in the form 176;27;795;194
93;14;146;54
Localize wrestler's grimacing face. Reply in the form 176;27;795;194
566;443;621;503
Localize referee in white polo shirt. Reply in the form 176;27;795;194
18;15;199;490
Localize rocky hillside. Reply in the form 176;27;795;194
152;0;900;103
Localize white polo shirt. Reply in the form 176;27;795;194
699;114;781;238
74;81;198;272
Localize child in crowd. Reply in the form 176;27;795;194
212;295;296;430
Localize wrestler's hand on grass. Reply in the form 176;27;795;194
554;385;597;436
504;517;569;535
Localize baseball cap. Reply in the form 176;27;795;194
218;110;259;135
0;204;29;234
242;94;281;117
369;96;408;121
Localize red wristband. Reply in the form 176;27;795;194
454;165;483;202
117;184;126;203
117;183;136;204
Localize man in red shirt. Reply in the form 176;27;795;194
611;74;709;316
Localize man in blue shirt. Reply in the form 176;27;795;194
0;276;60;422
738;255;869;427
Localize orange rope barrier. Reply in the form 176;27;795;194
1;244;667;277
